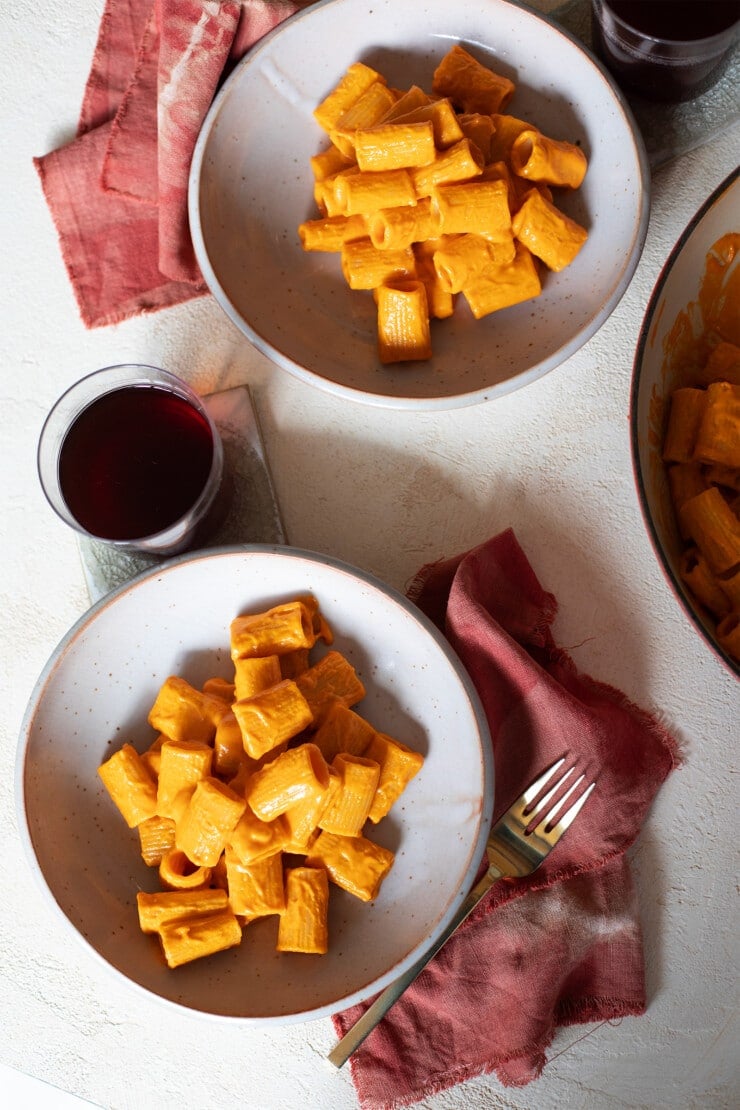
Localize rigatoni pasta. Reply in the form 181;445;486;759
277;866;330;954
97;743;158;828
98;594;426;967
299;44;589;363
661;342;740;662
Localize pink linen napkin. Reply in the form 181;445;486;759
332;528;679;1106
34;1;306;328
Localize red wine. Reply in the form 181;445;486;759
59;385;214;541
592;1;740;101
607;1;739;41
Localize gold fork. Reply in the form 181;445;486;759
328;757;596;1068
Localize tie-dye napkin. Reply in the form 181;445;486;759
34;1;305;327
332;529;678;1106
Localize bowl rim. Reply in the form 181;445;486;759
15;542;496;1022
188;0;651;411
629;165;740;680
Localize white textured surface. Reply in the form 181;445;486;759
1;2;738;1108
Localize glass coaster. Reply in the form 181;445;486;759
553;0;740;167
78;384;286;603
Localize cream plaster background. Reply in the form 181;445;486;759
1;1;737;1107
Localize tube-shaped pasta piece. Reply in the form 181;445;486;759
668;463;708;535
708;235;740;344
313;62;385;132
98;743;158;828
214;711;251;779
312;701;377;763
481;159;545;215
282;769;340;852
245;743;330;822
432;178;511;239
680;548;732;618
225;848;285;921
305;830;394;902
433;233;515;294
679;486;740;574
300;594;334;645
341;239;416;290
432;44;515;114
693;382;740;468
512;188;588;272
280;648;311;680
232;679;314;760
175;777;247;867
137;888;229;933
716;612;740;662
662;388;707;463
341;169;416;216
411;138;484;197
378;85;433;123
414;240;456;319
156;739;213;822
210;854;229;892
277;866;329;954
299;213;367;252
140;733;166;780
697;341;740;387
234;655;282;702
364;732;425;823
158;908;242;968
315;166;360;217
158;848;212;891
227;758;255;798
377;281;432;364
295;650;366;720
369;197;439;250
230;601;317;660
147;676;222;744
389;99;463;148
354;121;436;172
202;676;235;702
319;754;381;837
718;566;740;609
330;81;398;156
310;143;355;182
457;112;496;162
137;815;176;867
705;464;740;492
510;129;588;189
227;806;291;866
462;241;542;320
488;113;535;162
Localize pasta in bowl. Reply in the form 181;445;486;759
189;0;649;409
631;167;740;678
16;546;494;1021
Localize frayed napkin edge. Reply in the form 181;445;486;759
33;153;207;329
349;997;647;1109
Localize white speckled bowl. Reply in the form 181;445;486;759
17;546;493;1022
189;0;649;409
631;167;740;678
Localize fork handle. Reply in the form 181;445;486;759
327;865;501;1068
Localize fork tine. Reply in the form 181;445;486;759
328;761;595;1068
531;772;584;831
521;762;577;823
536;779;596;840
520;756;567;809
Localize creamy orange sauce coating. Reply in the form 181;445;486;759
649;232;740;663
648;233;739;496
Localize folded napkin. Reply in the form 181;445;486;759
333;529;679;1107
34;0;306;328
